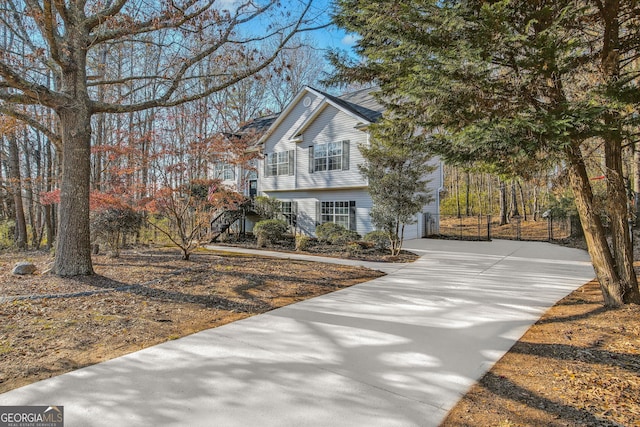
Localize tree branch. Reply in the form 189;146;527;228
0;61;64;108
0;104;61;150
91;0;316;113
83;0;128;31
25;0;63;65
88;0;215;45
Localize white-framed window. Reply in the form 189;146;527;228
265;150;294;177
309;140;350;173
213;162;235;180
318;200;356;230
281;201;293;217
280;201;298;227
245;159;258;180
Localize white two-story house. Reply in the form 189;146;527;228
213;86;442;240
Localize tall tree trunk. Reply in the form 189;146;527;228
518;180;527;221
140;111;153;200
510;180;519;217
455;168;461;218
600;0;640;303
604;131;639;303
54;106;94;276
50;18;95;276
0;157;9;220
533;184;539;221
44;136;55;249
21;132;38;249
33;128;44;250
127;111;135;190
487;174;493;215
476;173;484;215
566;144;626;306
465;169;471;216
499;179;508;225
92;42;109;192
634;142;640;225
6;135;27;250
93;113;105;191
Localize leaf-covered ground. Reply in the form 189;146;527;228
441;279;640;427
0;247;383;393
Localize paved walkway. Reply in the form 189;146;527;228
0;239;594;427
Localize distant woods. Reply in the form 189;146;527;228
440;166;572;225
0;32;327;252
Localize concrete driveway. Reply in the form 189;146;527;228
0;239;594;426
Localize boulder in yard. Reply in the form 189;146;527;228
12;262;37;275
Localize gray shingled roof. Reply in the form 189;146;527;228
316;86;384;123
235;113;280;136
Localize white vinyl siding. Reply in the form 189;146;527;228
260;92;322;191
255;87;442;241
297;107;367;190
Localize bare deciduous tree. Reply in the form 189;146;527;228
0;0;323;275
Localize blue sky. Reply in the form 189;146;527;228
230;0;359;65
312;26;358;52
305;0;359;53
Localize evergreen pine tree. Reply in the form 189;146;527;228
330;0;640;306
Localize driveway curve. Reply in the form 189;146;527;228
0;239;594;427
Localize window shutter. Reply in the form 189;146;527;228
342;140;350;171
349;201;356;231
288;150;295;176
264;154;270;177
292;201;298;227
315;201;321;226
308;146;314;173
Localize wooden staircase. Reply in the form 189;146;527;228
210;200;254;242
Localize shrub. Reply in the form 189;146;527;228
254;219;288;247
346;242;362;256
363;230;390;250
0;220;15;249
253;196;282;220
315;222;345;243
295;234;311;252
91;208;143;257
331;229;360;245
315;222;360;245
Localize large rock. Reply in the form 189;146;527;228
12;262;37;275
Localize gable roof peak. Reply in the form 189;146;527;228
256;85;384;143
